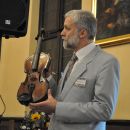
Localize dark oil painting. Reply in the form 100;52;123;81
96;0;130;40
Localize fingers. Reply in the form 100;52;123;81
48;89;51;95
30;100;48;107
29;105;44;112
29;102;51;114
48;89;53;100
29;102;46;112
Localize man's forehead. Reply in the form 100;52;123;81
65;16;74;23
64;16;75;26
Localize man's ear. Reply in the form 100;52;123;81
79;29;87;39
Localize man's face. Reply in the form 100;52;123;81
61;16;80;50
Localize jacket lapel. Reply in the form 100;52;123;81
56;63;70;96
59;45;101;100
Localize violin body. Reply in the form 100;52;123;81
17;52;51;106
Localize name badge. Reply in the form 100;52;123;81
74;78;87;87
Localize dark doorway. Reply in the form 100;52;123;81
39;0;81;82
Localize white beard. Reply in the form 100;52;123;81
63;31;80;50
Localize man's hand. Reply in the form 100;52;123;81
29;89;57;114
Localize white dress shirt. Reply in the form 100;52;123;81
71;42;96;73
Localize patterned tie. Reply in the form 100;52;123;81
62;53;78;90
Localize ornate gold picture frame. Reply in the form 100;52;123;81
92;0;130;47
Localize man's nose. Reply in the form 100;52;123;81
60;28;65;36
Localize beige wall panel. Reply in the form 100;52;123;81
104;44;130;119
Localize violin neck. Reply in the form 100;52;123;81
32;36;42;71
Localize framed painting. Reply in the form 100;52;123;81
92;0;130;47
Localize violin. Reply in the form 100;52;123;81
17;29;51;106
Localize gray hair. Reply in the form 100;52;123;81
65;10;97;40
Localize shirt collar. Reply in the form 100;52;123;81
76;42;96;61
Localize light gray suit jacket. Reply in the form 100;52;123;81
48;45;120;130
